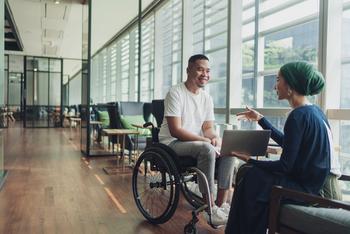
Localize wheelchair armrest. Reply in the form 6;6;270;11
339;174;350;181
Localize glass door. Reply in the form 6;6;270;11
24;56;62;128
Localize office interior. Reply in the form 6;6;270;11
0;0;350;233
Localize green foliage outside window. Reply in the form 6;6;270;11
264;43;317;70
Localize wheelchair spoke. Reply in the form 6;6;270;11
132;149;180;224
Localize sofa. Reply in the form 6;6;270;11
106;101;152;158
268;177;350;234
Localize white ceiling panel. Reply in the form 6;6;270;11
7;0;156;59
43;44;58;55
44;29;63;39
46;3;67;19
41;18;67;30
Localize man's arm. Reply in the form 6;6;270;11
167;116;211;143
202;120;221;146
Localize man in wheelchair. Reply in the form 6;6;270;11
158;54;236;226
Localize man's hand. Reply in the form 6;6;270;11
211;137;222;147
202;137;211;143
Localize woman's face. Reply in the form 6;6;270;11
274;70;290;100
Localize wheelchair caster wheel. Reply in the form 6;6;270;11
184;223;197;234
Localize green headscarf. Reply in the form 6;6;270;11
279;61;325;96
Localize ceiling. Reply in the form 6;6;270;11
5;1;23;51
5;0;154;59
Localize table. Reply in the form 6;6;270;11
102;129;140;165
90;120;103;146
0;112;15;127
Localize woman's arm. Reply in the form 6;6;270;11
258;117;284;146
236;107;284;146
249;115;303;174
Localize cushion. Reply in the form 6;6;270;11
120;115;151;136
279;204;350;234
97;111;110;128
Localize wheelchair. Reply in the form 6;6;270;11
131;100;220;234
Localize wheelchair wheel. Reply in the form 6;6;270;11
132;148;180;224
181;174;204;209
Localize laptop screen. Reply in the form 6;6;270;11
220;130;271;156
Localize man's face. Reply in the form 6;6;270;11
187;59;210;88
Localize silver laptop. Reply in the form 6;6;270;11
220;130;271;156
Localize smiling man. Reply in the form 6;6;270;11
159;54;235;226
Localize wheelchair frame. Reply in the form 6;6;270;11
131;122;219;234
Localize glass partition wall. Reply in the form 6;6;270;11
80;0;90;155
0;0;6;189
24;56;63;128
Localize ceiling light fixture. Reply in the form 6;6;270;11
54;0;60;4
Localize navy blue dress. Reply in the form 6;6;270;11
225;105;331;234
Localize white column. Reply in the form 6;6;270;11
256;37;265;108
181;0;193;81
129;31;137;102
318;0;343;110
154;9;163;99
227;0;243;123
0;0;4;107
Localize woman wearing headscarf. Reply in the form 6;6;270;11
225;61;341;234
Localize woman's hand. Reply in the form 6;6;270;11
236;106;264;122
230;151;251;162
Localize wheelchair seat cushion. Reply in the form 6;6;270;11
150;143;197;170
178;156;197;168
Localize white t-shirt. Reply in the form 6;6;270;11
159;83;215;145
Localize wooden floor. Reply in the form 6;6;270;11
0;126;225;234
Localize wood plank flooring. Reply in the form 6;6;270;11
0;126;225;234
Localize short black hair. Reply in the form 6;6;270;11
188;54;209;66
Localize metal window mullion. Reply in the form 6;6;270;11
181;0;192;81
242;35;255;42
243;1;255;11
204;29;227;40
318;0;343;110
202;0;206;53
259;0;304;19
204;15;227;28
242;0;303;25
327;109;350;120
259;13;318;37
344;2;350;10
205;45;227;54
253;0;260;107
229;108;291;117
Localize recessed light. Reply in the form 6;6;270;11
54;0;60;4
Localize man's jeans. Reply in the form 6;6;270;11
169;140;236;195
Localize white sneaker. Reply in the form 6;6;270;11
186;181;219;199
220;202;231;216
203;205;228;226
186;181;202;198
